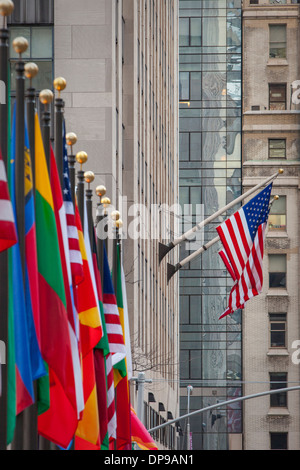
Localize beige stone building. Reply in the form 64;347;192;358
8;0;179;449
54;0;180;449
242;0;300;450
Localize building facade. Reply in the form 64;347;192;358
242;0;300;450
8;0;180;450
178;0;243;450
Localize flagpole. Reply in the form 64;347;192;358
54;77;66;189
111;210;121;295
66;132;77;205
167;195;280;282
12;35;28;451
84;170;95;250
95;185;108;287
0;0;14;451
39;89;53;170
24;61;39;451
25;62;38;190
159;169;284;264
76;151;88;231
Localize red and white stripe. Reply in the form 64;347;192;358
217;209;267;319
0;156;17;252
106;353;116;439
103;293;127;366
64;199;84;285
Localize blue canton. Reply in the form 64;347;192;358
243;183;272;241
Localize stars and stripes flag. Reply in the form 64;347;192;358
216;183;273;319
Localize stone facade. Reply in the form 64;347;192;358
242;0;300;450
54;0;179;449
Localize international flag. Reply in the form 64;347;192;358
103;243;127;443
91;230;110;450
103;244;127;373
114;243;131;450
38;144;80;449
74;201;103;450
62;121;83;287
24;121;46;383
216;183;273;319
7;110;34;437
62;123;84;418
130;407;158;451
0;148;17;252
34;113;77;448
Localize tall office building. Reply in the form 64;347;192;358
242;0;300;450
8;0;179;450
178;0;243;450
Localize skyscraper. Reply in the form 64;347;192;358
178;0;243;450
8;0;180;450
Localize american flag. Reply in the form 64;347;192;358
217;183;273;319
62;130;84;286
0;150;17;252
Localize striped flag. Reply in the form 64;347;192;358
216;183;272;319
103;244;127;370
74;200;103;450
62;123;83;287
0;148;17;252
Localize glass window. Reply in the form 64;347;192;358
270;0;287;4
179;18;189;46
190;18;201;46
268;195;286;232
269;84;286;110
270;373;287;407
269;24;286;59
269;254;286;288
179;72;190;101
9;26;53;92
190;72;202;100
270;433;288;450
269;139;286;159
269;313;286;348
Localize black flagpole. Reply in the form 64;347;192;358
0;0;14;451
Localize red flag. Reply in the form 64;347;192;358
38;146;78;448
0;149;17;252
131;407;158;450
74;203;103;450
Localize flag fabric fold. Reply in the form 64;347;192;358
74;199;103;450
216;183;273;319
8;109;35;423
34;113;78;449
130;407;158;451
0;148;17;252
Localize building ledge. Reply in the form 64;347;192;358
266;232;288;239
267;59;288;67
267;408;290;417
266;290;288;297
267;348;289;357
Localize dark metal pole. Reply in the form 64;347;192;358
84;171;95;250
75;151;88;231
66;132;77;205
54;78;66;189
39;89;53;171
112;211;121;294
23;62;39;451
0;4;12;450
95;187;108;287
24;63;38;191
13;36;28;451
